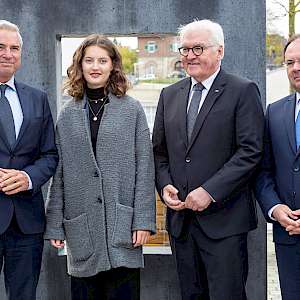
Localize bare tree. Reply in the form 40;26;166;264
271;0;300;36
289;0;300;36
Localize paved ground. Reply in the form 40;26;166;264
267;228;281;300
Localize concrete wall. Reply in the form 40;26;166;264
0;0;266;299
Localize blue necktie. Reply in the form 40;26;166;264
0;84;16;146
296;104;300;150
187;82;205;141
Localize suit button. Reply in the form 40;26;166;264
294;166;299;172
94;171;99;177
185;157;191;163
10;155;15;159
97;196;102;203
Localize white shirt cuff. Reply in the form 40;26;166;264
21;171;33;190
268;204;281;221
202;187;216;202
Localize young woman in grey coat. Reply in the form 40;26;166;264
44;35;156;300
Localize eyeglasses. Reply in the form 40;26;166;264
284;59;300;68
178;45;215;57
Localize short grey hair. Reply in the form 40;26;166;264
178;19;224;48
0;20;23;47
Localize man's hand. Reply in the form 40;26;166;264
162;184;185;211
0;168;29;195
272;204;299;230
50;239;65;249
185;187;212;212
285;209;300;235
132;230;151;247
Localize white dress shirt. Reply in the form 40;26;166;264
187;67;221;113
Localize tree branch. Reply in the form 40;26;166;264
272;0;289;13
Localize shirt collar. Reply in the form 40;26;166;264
190;67;221;91
0;76;16;91
297;92;300;104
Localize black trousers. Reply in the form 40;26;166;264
170;214;248;300
71;267;140;300
0;215;44;300
275;240;300;300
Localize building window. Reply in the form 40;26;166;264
170;42;180;53
147;64;155;75
145;41;157;53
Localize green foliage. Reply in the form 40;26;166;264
139;78;179;84
266;33;285;65
118;46;137;74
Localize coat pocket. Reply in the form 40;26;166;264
112;203;134;249
63;213;93;261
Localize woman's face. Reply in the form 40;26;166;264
81;45;113;89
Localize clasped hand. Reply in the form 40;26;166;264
0;168;29;195
162;185;212;212
272;204;300;235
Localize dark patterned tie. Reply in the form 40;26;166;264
0;84;16;146
187;82;205;141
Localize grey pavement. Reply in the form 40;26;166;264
267;227;281;300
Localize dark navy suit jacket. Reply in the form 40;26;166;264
0;81;58;235
256;93;300;244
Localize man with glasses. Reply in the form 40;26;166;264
256;34;300;300
153;19;264;300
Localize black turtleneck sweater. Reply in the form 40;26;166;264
86;87;109;154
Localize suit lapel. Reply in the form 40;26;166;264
284;93;297;154
187;70;226;152
176;78;191;148
14;81;30;148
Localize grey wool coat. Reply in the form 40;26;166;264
44;93;156;278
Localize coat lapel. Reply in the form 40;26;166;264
284;93;297;154
187;70;226;152
72;95;98;167
176;78;191;148
14;81;30;148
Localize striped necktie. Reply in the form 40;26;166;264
187;82;205;141
0;84;16;146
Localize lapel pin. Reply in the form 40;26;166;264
215;89;219;93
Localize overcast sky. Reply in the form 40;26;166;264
267;0;300;36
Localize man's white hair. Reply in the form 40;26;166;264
0;20;23;47
178;19;224;49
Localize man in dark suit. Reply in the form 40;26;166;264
256;34;300;300
153;19;264;300
0;20;58;300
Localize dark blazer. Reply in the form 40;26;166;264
256;94;300;244
0;81;58;235
153;69;264;239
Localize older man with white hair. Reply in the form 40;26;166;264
0;20;58;300
153;19;264;300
